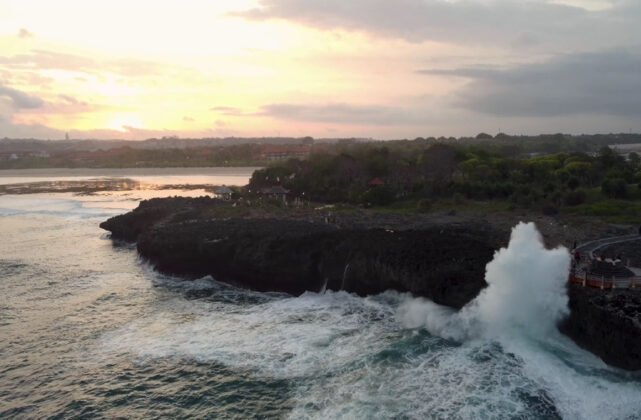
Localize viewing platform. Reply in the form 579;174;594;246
569;234;641;290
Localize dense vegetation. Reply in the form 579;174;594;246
2;132;641;169
249;139;641;222
0;144;264;169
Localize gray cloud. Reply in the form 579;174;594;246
58;94;88;107
18;28;33;39
0;85;44;109
0;116;62;139
0;50;92;72
44;95;99;115
259;103;427;125
231;0;640;48
419;50;641;117
210;106;248;116
0;107;228;140
0;49;175;78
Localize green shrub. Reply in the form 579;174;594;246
567;177;580;191
416;199;432;213
542;204;559;216
360;186;396;206
567;200;641;223
564;190;587;206
602;178;628;198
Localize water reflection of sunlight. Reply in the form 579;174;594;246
0;188;215;218
82;189;214;211
0;171;253;217
0;169;256;198
0;168;258;187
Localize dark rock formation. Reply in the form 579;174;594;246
101;197;641;370
561;286;641;371
600;240;641;268
100;197;495;308
587;259;635;278
99;196;218;242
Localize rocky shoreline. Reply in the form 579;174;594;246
100;197;641;371
560;286;641;371
101;197;498;308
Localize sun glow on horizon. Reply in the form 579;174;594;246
106;114;145;132
1;0;640;139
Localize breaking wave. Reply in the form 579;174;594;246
398;222;641;419
400;222;570;341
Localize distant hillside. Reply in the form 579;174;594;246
2;133;641;170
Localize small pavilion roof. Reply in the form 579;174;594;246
261;186;290;195
214;186;233;195
368;177;386;186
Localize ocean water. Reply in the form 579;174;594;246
0;167;260;186
1;175;641;419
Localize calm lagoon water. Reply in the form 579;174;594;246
0;167;260;186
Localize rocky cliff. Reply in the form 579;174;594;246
560;285;641;371
100;197;641;370
100;197;496;308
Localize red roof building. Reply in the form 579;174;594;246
367;177;386;187
260;145;312;161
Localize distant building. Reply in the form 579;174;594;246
29;151;50;158
213;186;233;200
367;177;386;187
610;143;641;159
260;185;290;202
260;145;312;161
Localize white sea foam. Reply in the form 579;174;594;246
397;222;641;419
472;222;570;338
97;222;641;419
0;194;125;219
399;222;570;341
0;188;214;220
100;287;402;379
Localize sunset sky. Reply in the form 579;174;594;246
1;0;640;140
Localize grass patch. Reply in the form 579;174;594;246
564;199;641;224
369;197;516;214
432;198;515;213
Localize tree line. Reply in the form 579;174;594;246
249;141;641;212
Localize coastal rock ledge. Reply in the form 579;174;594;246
560;286;641;371
100;197;496;309
101;197;641;371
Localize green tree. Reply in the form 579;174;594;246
602;178;628;199
567;177;580;191
628;152;640;170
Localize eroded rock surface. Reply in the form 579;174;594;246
101;197;495;308
561;286;641;371
101;197;641;370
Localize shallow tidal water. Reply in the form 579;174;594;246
1;173;641;419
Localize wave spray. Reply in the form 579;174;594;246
400;222;571;340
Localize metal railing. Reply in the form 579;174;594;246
569;270;641;290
